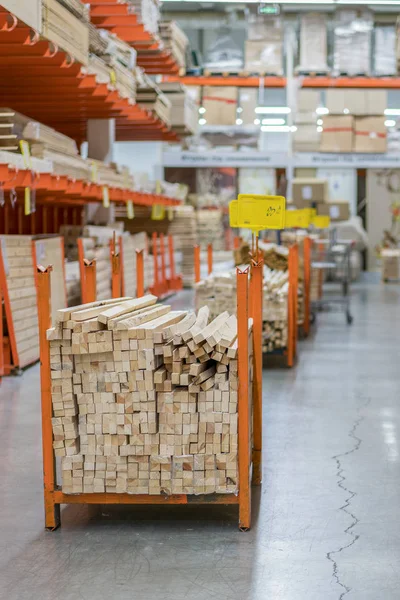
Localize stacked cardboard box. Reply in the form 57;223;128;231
244;15;283;75
292;178;328;209
202;87;237;126
158;82;198;136
239;89;258;126
294;90;321;152
48;296;249;495
381;249;400;281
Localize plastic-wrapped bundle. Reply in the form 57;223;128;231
204;33;243;71
374;25;396;76
245;15;283;75
333;9;372;75
298;13;328;72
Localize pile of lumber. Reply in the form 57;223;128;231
168;206;198;287
159;21;188;69
48;295;251;495
126;0;160;36
136;71;172;128
197;209;224;251
56;0;90;21
42;0;89;66
195;266;290;354
234;240;289;271
158;82;198;136
121;232;154;297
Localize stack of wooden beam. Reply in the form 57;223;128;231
56;0;90;21
197;209;224;251
42;0;89;66
136;71;172;128
168;206;197;287
159;21;188;69
195;266;290;354
47;296;250;495
158;82;198;136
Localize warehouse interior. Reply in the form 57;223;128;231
1;1;400;599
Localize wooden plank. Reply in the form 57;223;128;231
98;295;157;324
56;297;132;323
115;305;172;331
182;306;209;343
69;299;132;322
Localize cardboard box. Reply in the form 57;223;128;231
239;89;258;125
42;0;89;66
293;125;321;152
317;201;350;221
2;0;41;31
354;117;387;153
326;89;387;116
381;249;400;280
292;178;328;206
298;90;320;113
320;115;354;153
244;40;283;75
202;86;237;126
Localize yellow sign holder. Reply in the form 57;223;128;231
312;215;331;229
229;194;286;234
285;209;311;229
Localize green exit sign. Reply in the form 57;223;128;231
258;3;280;15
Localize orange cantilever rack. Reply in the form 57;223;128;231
88;0;181;76
0;8;179;143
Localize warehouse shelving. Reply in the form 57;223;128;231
0;8;179;143
87;0;181;75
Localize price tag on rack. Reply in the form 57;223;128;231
285;209;311;229
102;186;110;208
126;200;135;219
19;140;32;170
24;187;31;215
151;204;165;221
236;194;286;232
312;215;330;229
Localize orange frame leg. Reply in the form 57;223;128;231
37;266;60;530
136;249;144;298
237;267;251;530
119;235;125;297
83;260;97;303
303;237;312;336
207;243;213;276
194;245;201;284
249;257;263;486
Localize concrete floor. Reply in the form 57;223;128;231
1;277;400;599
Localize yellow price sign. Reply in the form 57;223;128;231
237;194;286;232
102;186;110;208
24;187;31;215
229;200;238;227
285;209;311;229
19;140;32;170
312;215;330;229
151;204;165;220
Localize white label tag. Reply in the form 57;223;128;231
330;205;340;219
302;185;312;200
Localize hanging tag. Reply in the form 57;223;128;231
91;161;98;183
167;207;173;221
0;184;4;208
102;186;110;208
24;187;31;215
155;180;162;195
9;188;17;208
19;140;32;169
30;171;36;213
127;200;135;219
110;69;117;86
151;204;165;221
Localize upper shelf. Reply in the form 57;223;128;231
87;0;181;76
162;75;400;89
0;9;179;144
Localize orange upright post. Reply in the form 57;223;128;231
136;249;144;298
207;243;213;276
249;255;263;486
287;245;298;367
194;245;201;284
0;245;18;370
159;233;167;294
37;265;60;530
110;232;121;299
77;237;85;300
83;259;97;303
0;285;3;380
234;236;241;250
237;267;251;530
303;237;312;336
293;244;299;359
119;235;125;297
152;232;159;296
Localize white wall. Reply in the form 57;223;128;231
114;142;164;180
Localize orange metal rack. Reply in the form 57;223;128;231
88;0;181;76
0;9;179;143
36;254;263;531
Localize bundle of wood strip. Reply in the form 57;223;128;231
159;21;188;69
48;296;252;495
168;206;197;287
197;209;224;251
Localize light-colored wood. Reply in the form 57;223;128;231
98;295;157;324
115;305;172;331
57;297;132;323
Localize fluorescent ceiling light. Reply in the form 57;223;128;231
199;118;206;125
316;107;329;115
254;119;260;125
385;109;400;116
262;118;286;125
261;125;291;132
385;120;396;127
198;107;206;114
291;126;297;132
255;106;291;114
237;107;243;113
317;126;323;132
317;119;323;125
236;118;243;125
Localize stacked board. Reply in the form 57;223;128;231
168;206;197;287
47;296;251;495
197;209;224;252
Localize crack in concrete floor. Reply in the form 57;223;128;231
327;398;371;599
